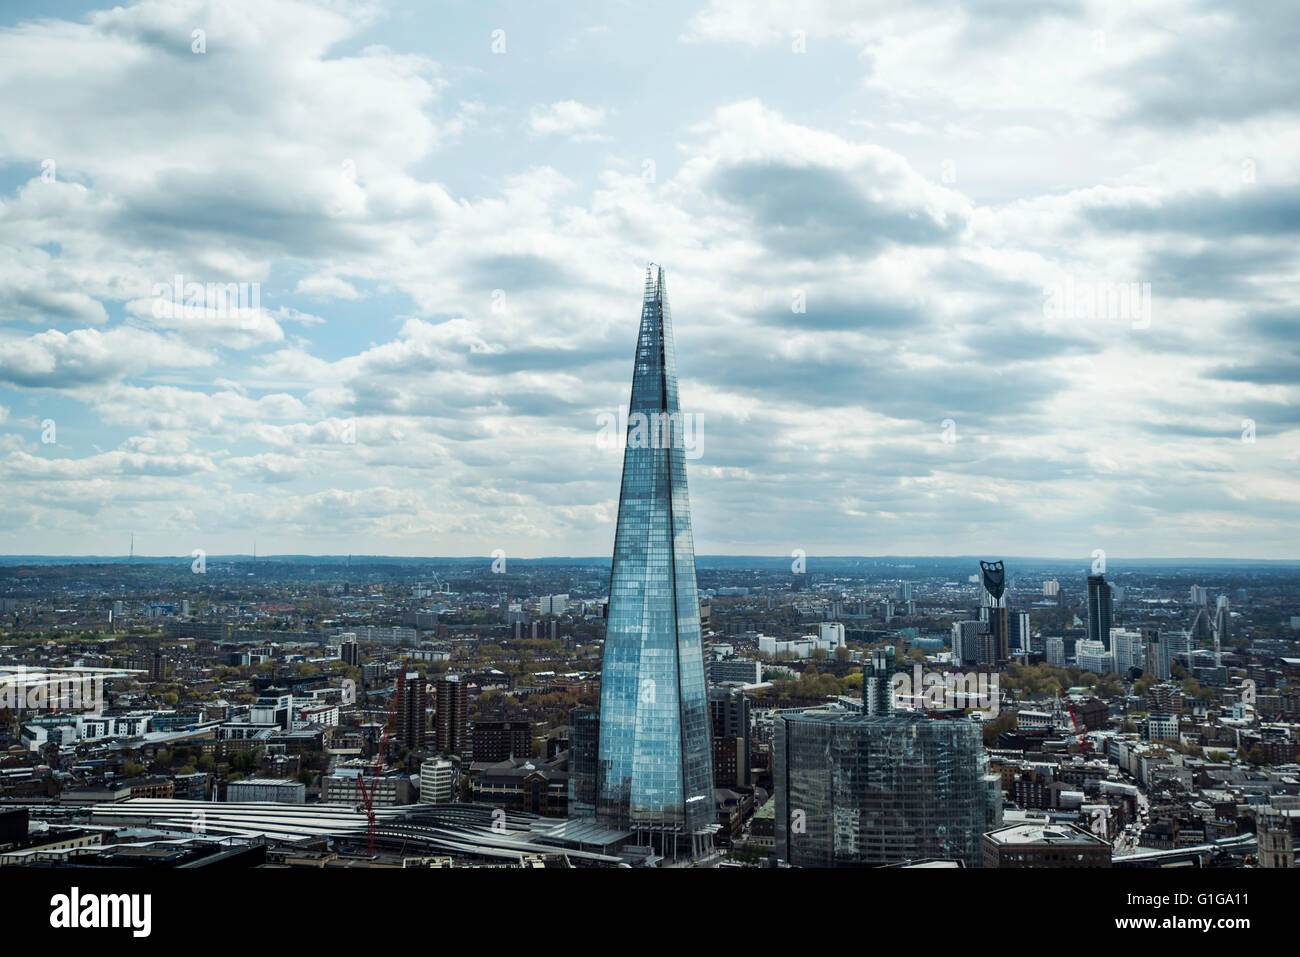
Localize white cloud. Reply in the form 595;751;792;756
0;0;1296;557
294;274;361;300
528;100;608;139
0;327;211;389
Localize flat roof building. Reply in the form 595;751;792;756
226;777;306;805
981;822;1112;868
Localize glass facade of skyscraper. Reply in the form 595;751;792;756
567;705;600;817
596;266;714;851
1087;574;1114;650
774;711;1002;867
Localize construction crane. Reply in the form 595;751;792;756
1066;702;1093;755
1059;693;1112;844
417;574;452;596
1056;692;1093;756
356;669;405;857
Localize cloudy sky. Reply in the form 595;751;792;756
0;0;1297;560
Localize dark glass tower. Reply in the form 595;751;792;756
1087;574;1114;649
597;264;714;856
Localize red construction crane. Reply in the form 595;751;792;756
1061;694;1093;756
356;669;406;857
1062;697;1115;844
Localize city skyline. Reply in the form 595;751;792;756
6;550;1300;565
0;1;1297;560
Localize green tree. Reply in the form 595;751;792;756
729;842;763;865
982;710;1017;747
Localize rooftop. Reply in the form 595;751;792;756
984;822;1110;847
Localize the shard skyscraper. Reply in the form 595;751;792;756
596;264;715;857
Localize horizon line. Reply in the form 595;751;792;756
1;553;1299;564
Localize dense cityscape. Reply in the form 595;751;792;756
2;553;1300;870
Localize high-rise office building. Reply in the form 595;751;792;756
1042;580;1060;598
774;711;1001;867
434;675;468;757
1142;625;1168;679
1190;584;1208;606
538;594;569;616
1046;636;1066;668
1164;629;1193;669
708;686;751;789
1112;629;1145;675
1076;639;1111;674
149;650;169;682
396;671;427;751
952;619;989;667
339;637;359;667
595;266;714;857
864;646;895;716
1086;575;1114;650
1014;611;1031;653
567;706;600;818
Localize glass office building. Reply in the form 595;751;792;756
774;711;1002;867
567;706;600;818
596;265;715;856
1087;574;1114;649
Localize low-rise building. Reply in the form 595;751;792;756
226;777;306;804
981;822;1112;868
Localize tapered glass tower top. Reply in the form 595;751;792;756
597;265;714;844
